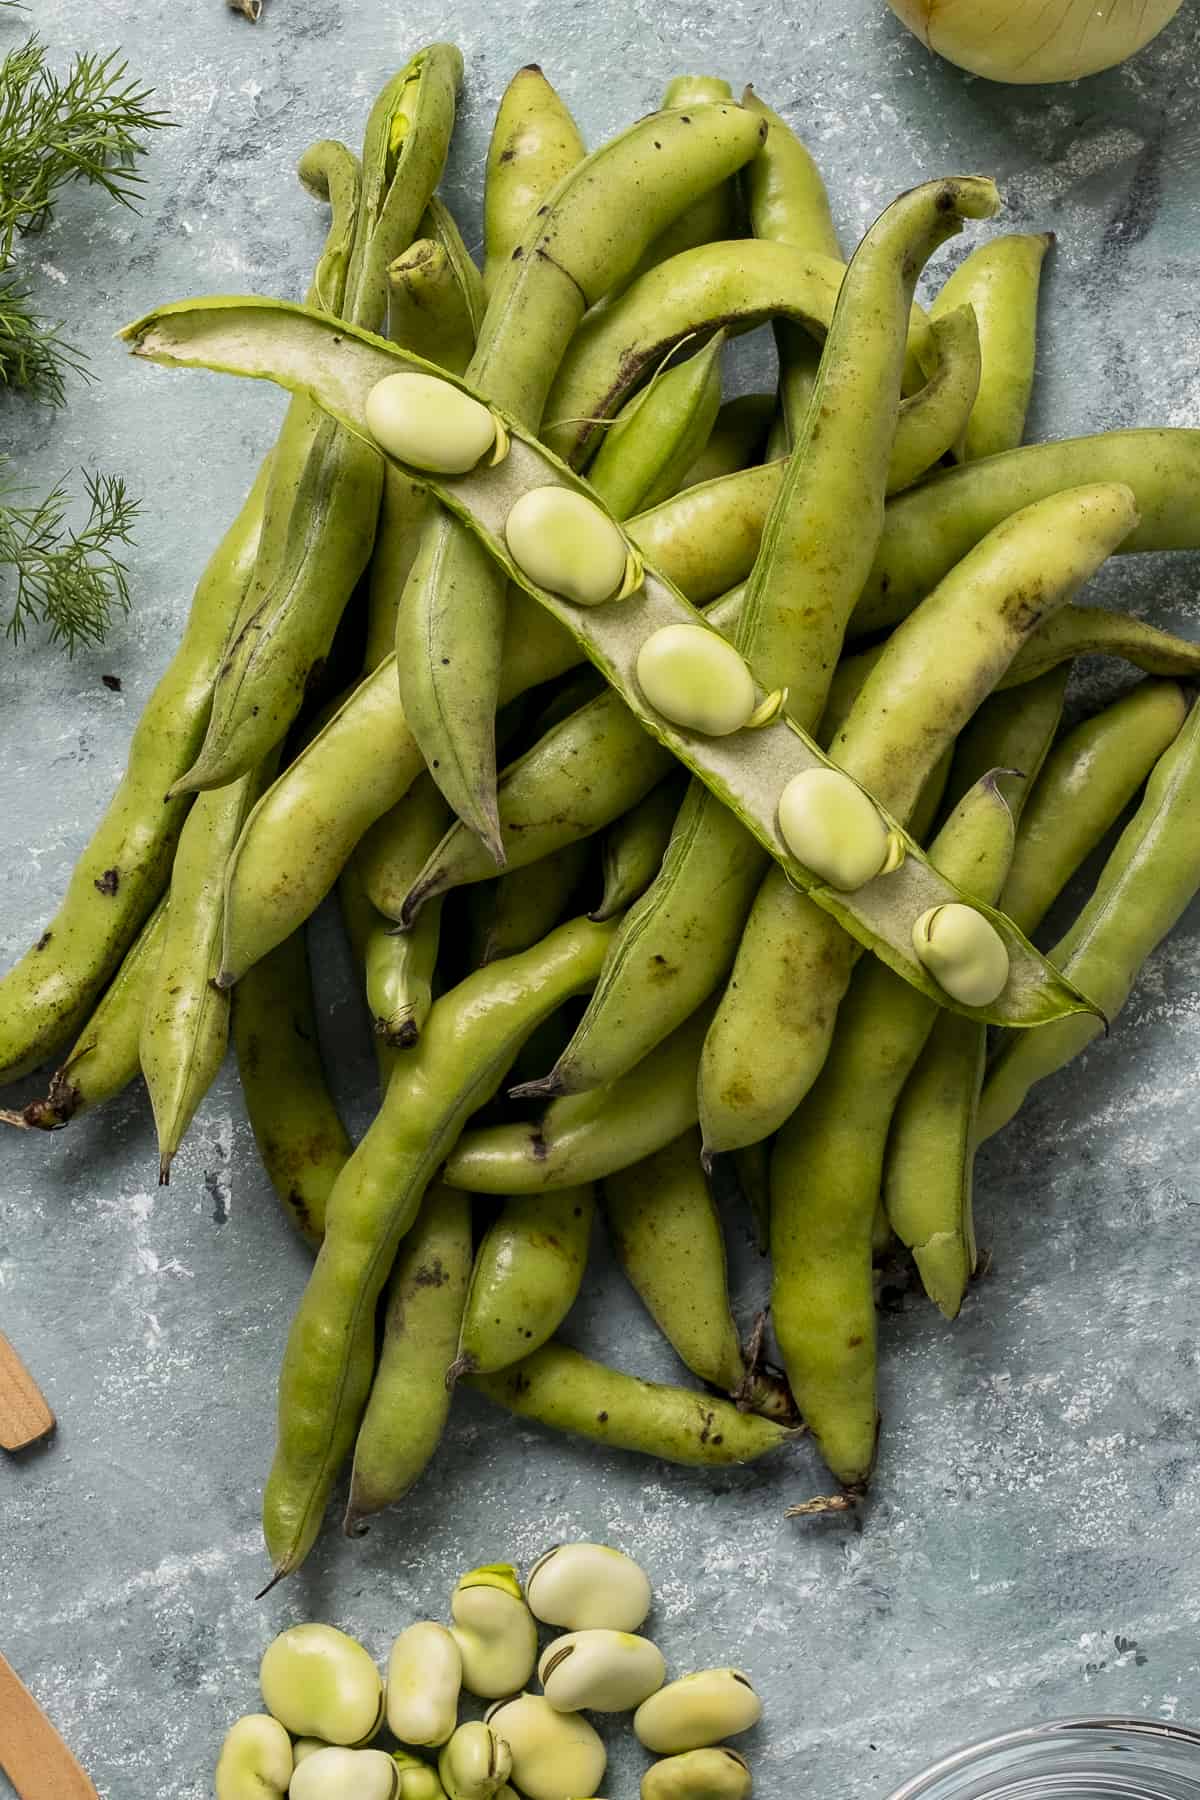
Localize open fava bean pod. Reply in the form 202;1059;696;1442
121;297;1099;1031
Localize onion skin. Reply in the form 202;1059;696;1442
886;0;1184;83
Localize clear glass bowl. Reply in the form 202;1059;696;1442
883;1718;1200;1800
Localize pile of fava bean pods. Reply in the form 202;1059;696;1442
6;48;1200;1579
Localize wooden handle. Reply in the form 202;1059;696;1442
0;1654;98;1798
0;1332;55;1452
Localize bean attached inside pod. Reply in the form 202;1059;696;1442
214;1714;293;1800
636;623;765;737
365;371;508;474
438;1721;513;1800
505;485;642;606
777;766;902;891
387;1621;462;1747
259;1622;384;1746
484;1693;606;1800
642;1747;754;1800
911;901;1009;1007
526;1542;652;1631
635;1669;763;1754
290;1745;402;1800
449;1563;538;1698
539;1627;666;1712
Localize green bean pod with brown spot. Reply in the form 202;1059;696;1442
344;1182;472;1533
482;64;586;302
261;915;616;1584
450;1184;594;1380
467;1342;797;1467
232;929;351;1248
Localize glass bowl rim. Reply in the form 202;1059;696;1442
883;1715;1200;1800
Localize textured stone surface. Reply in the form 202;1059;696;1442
3;3;1200;1796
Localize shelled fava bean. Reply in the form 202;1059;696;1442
214;1544;762;1799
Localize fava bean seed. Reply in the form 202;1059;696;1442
777;768;898;891
504;487;634;606
484;1694;606;1800
366;372;500;473
393;1749;450;1800
387;1623;462;1747
911;902;1009;1008
438;1722;513;1800
215;1714;293;1800
449;1564;538;1698
292;1740;328;1766
526;1543;652;1632
634;1670;762;1754
642;1747;753;1800
259;1623;384;1745
289;1746;401;1800
539;1628;666;1712
636;624;757;736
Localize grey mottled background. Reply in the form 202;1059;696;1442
3;2;1200;1796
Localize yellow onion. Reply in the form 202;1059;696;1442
886;0;1184;83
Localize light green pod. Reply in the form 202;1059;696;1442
214;1713;293;1800
341;858;439;1050
259;1623;384;1745
588;332;726;520
232;927;352;1248
883;1007;987;1318
539;1629;666;1713
399;98;768;858
981;694;1200;1141
469;1342;795;1468
635;1671;761;1754
603;1131;746;1399
885;304;981;494
0;453;270;1085
997;604;1200;690
680;394;774;489
483;1694;606;1800
451;1004;713;1193
452;1185;594;1379
357;772;453;923
365;464;431;675
344;1183;472;1531
592;777;683;922
769;771;1029;1486
262;917;615;1585
177;48;463;794
526;1543;652;1632
740;85;840;260
290;1746;401;1800
449;1564;539;1699
1;898;165;1132
394;1749;449;1800
399;690;675;924
386;240;478;375
482;65;586;302
439;1724;513;1800
1001;679;1189;937
141;764;267;1183
939;667;1070;822
642;1747;753;1800
478;841;590;964
387;1623;462;1748
637;76;741;272
856;428;1200;638
930;232;1052;461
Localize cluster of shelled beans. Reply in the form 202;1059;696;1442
215;1545;760;1799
